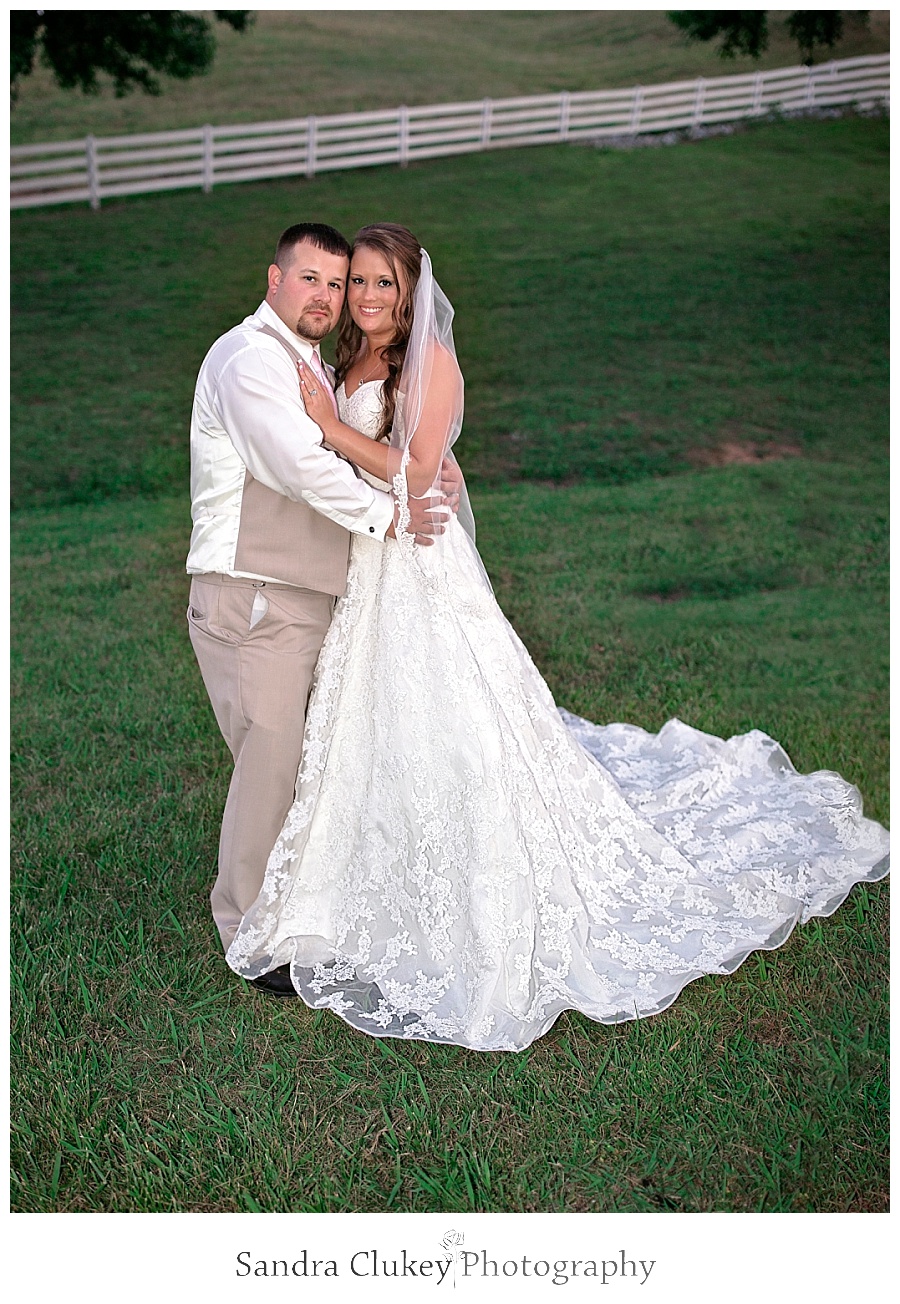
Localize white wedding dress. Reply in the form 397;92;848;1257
226;381;889;1051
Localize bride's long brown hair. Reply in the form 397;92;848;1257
334;223;422;443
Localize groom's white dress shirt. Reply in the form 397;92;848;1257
187;299;393;584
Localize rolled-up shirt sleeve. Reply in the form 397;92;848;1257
215;342;394;539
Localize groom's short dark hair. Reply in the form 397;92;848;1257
275;223;351;268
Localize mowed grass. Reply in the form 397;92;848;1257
11;115;888;509
10;8;889;145
11;462;888;1212
10;118;888;1212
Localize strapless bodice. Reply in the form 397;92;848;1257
336;380;389;490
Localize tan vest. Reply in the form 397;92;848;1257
232;325;351;597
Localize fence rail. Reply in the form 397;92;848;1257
10;54;889;210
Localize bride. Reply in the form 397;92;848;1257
226;223;889;1052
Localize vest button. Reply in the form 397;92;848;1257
369;526;375;533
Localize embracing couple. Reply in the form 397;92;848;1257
187;221;888;1053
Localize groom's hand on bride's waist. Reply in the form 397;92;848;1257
386;492;454;546
385;457;461;545
438;456;463;510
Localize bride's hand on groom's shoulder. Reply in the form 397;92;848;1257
296;358;338;436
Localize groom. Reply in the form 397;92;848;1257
186;221;448;994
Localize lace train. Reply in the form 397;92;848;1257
226;525;888;1051
226;384;888;1051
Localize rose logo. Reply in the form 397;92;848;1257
440;1230;464;1288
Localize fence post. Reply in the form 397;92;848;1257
306;115;317;179
692;78;706;129
86;134;100;210
480;97;493;148
805;65;816;109
398;105;409;168
752;71;763;114
559;91;571;141
202;124;214;193
630;85;644;135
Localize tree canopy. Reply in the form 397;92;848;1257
667;11;866;64
10;10;253;103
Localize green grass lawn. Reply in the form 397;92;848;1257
11;115;888;510
10;9;889;145
10;116;888;1212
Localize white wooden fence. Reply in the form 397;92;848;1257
10;54;889;211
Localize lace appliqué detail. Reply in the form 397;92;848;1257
226;383;890;1051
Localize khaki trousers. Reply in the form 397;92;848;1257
187;573;335;949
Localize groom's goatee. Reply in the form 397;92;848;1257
296;313;332;340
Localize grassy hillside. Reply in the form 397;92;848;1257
10;8;889;145
11;116;888;509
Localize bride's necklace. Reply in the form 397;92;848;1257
356;348;386;385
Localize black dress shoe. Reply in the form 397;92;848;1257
247;964;298;997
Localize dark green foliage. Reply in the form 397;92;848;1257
10;10;253;102
213;12;254;35
9;11;42;92
786;11;847;64
668;11;864;63
669;11;771;60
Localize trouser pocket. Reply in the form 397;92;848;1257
187;577;248;645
